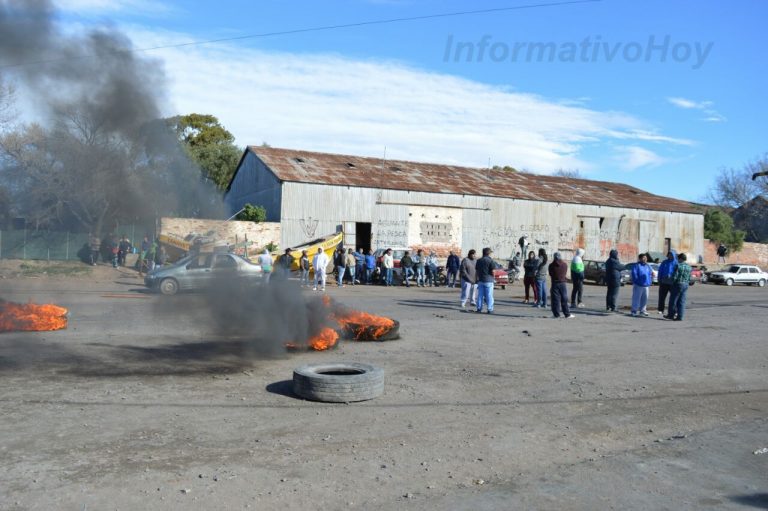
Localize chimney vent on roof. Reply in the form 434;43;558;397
346;162;356;168
294;157;306;164
389;166;402;172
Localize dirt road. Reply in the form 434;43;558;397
1;268;766;510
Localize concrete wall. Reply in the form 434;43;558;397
159;217;280;252
225;151;282;221
277;182;704;261
703;239;768;267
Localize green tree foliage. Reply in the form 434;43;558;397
704;209;745;252
167;114;242;190
236;203;267;223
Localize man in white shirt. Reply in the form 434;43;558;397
312;247;329;291
382;248;394;287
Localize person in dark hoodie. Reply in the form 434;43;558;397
605;249;626;312
474;247;495;314
522;251;539;304
656;250;678;315
534;248;548;308
549;252;575;319
400;250;414;287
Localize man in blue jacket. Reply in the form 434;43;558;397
630;253;653;317
656;250;678;315
446;251;460;288
605;249;625;312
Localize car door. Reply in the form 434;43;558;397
182;254;213;290
735;266;750;283
748;267;760;283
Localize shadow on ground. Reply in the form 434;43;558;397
0;335;286;377
728;493;768;509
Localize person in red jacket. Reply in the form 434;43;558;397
548;252;575;319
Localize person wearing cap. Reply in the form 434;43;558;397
549;252;575;318
474;247;495;314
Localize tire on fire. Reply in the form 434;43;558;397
293;362;384;403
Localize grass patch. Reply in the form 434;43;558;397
18;261;92;277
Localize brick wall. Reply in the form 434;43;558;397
702;239;768;267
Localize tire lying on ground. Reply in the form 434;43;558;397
293;362;384;403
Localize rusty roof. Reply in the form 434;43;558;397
239;146;700;214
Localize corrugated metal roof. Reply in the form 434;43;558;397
243;146;701;214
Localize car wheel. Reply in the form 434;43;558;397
725;278;734;286
689;281;695;286
159;278;179;295
759;279;766;287
501;285;506;290
597;276;605;286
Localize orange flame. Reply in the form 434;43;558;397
308;327;339;351
0;301;68;332
333;310;395;340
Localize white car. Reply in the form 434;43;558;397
708;264;768;287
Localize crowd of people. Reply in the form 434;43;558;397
83;233;168;275
290;243;693;321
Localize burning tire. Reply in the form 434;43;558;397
341;319;400;342
293;362;384;403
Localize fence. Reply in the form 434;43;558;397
0;225;153;261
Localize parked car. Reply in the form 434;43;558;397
373;247;410;278
626;262;660;285
583;259;629;286
144;252;263;295
689;264;706;284
492;261;510;289
707;265;768;287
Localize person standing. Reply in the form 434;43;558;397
570;248;585;308
299;250;310;287
656;250;678;315
605;249;625;312
549;252;575;318
413;249;426;287
117;234;131;266
534;248;548;308
474;248;495;313
258;248;273;283
312;247;329;291
518;235;529;258
630;253;653;317
459;249;478;309
666;252;692;321
382;248;394;286
88;233;100;266
446;251;460;288
334;248;347;287
400;250;414;287
345;248;357;285
277;248;294;279
426;251;439;286
364;249;376;284
354;248;365;284
522;251;539;304
717;243;727;263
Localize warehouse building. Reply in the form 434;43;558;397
225;147;704;262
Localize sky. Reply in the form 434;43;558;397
29;1;768;200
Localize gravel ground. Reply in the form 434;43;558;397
1;264;767;510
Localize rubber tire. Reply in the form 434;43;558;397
759;279;766;288
726;278;734;286
159;278;179;295
597;276;605;286
293;362;384;403
501;285;506;290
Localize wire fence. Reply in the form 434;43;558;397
0;225;153;261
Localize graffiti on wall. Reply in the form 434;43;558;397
373;219;408;248
299;217;319;239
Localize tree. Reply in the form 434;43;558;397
707;155;768;209
491;165;518;172
166;114;242;190
704;209;745;252
236;203;267;223
553;168;582;178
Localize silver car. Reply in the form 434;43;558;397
144;252;263;295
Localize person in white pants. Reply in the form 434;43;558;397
312;247;329;291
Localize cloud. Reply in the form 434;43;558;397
49;26;685;175
54;0;173;15
615;146;667;171
667;96;726;123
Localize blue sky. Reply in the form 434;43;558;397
51;0;767;201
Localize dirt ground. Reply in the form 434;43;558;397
1;262;767;510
